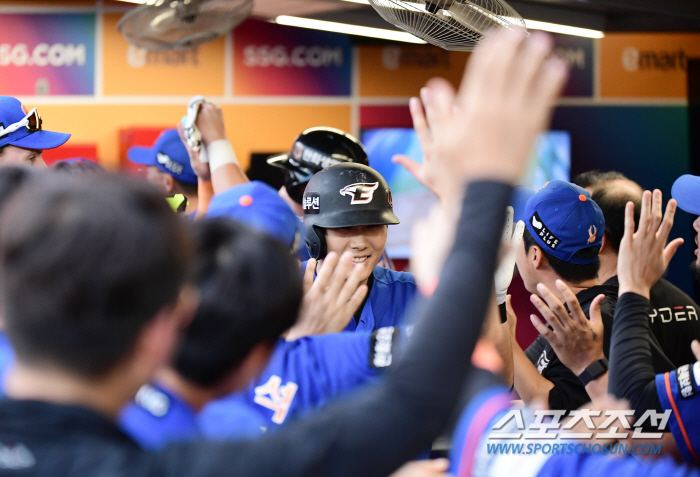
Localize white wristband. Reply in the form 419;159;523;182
207;139;238;173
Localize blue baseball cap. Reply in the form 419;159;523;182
672;175;700;215
127;129;197;185
207;181;303;251
515;180;604;265
0;96;71;150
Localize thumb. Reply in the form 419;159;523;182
663;238;684;265
302;259;316;295
589;294;605;335
692;340;700;362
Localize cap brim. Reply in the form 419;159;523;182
127;146;157;166
9;130;71;150
510;186;536;223
672;175;700;215
267;154;290;169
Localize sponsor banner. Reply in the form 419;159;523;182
102;14;225;96
0;14;95;95
233;20;351;96
359;45;469;97
600;33;700;99
359;33;591;98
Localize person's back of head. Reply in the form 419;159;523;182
0;166;34;210
573;170;643;253
173;218;302;389
0;173;191;379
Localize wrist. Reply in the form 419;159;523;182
208;139;238;172
576;357;608;386
617;282;651;299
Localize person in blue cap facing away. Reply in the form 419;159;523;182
509;180;618;412
206;181;304;255
128;128;199;217
0;96;70;169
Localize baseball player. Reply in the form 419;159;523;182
302;163;416;332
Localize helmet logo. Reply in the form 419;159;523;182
339;182;379;205
588;225;597;244
387;190;393;209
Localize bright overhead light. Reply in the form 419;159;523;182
524;19;604;39
274;15;427;44
340;0;371;4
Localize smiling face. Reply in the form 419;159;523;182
0;145;47;169
324;225;388;284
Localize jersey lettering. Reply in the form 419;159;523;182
253;375;298;424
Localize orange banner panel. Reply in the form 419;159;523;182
600;33;700;99
359;45;470;97
102;13;225;96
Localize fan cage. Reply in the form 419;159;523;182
368;0;525;51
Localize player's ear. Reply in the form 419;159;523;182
599;233;610;254
532;245;545;270
163;174;175;195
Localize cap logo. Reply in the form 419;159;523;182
530;211;560;251
340;182;379;205
157;152;184;176
303;193;320;214
588;225;597;244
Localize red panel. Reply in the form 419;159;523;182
119;127;168;176
360;105;412;129
509;273;541;350
41;145;98;168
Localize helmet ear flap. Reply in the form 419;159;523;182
305;225;327;260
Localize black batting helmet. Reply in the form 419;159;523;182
267;127;369;204
302;163;399;259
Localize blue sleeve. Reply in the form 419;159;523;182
0;332;14;397
199;331;389;439
540;454;699;477
656;364;700;463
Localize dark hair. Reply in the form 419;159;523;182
0;173;192;378
51;159;105;175
573;170;642;253
523;228;600;284
173;218;302;388
175;179;199;197
0;166;35;210
572;170;630;189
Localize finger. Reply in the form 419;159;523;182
638;190;652;236
509;31;554;103
408;96;433;149
663;238;685;265
336;260;366;306
422;79;455;130
528;54;568;123
327;251;355;297
336;284;368;329
530;314;554;341
691;340;700;362
302;258;316;295
314;252;339;289
588;294;606;336
657;198;678;243
536;283;571;329
428;458;450;472
511;220;525;247
530;293;565;334
649;189;663;237
555;279;587;326
392;155;424;185
622;201;636;244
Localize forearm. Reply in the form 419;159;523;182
513;337;554;404
208;139;249;195
496;325;514;388
584;372;608;402
608;293;663;418
195;180;214;219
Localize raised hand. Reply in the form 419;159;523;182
617;189;684;299
495;207;525;305
177;122;211;182
196;102;227;146
530;280;605;376
418;29;568;188
287;252;368;341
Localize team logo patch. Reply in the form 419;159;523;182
536;350;550;373
157;152;184;175
303;192;320;214
588;225;597;244
340;182;379;205
530;211;560;251
370;326;399;369
694;362;700;388
677;364;695;399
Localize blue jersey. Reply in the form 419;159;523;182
118;383;201;450
0;331;14;397
300;262;417;332
450;382;699;477
199;328;401;441
656;363;700;463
